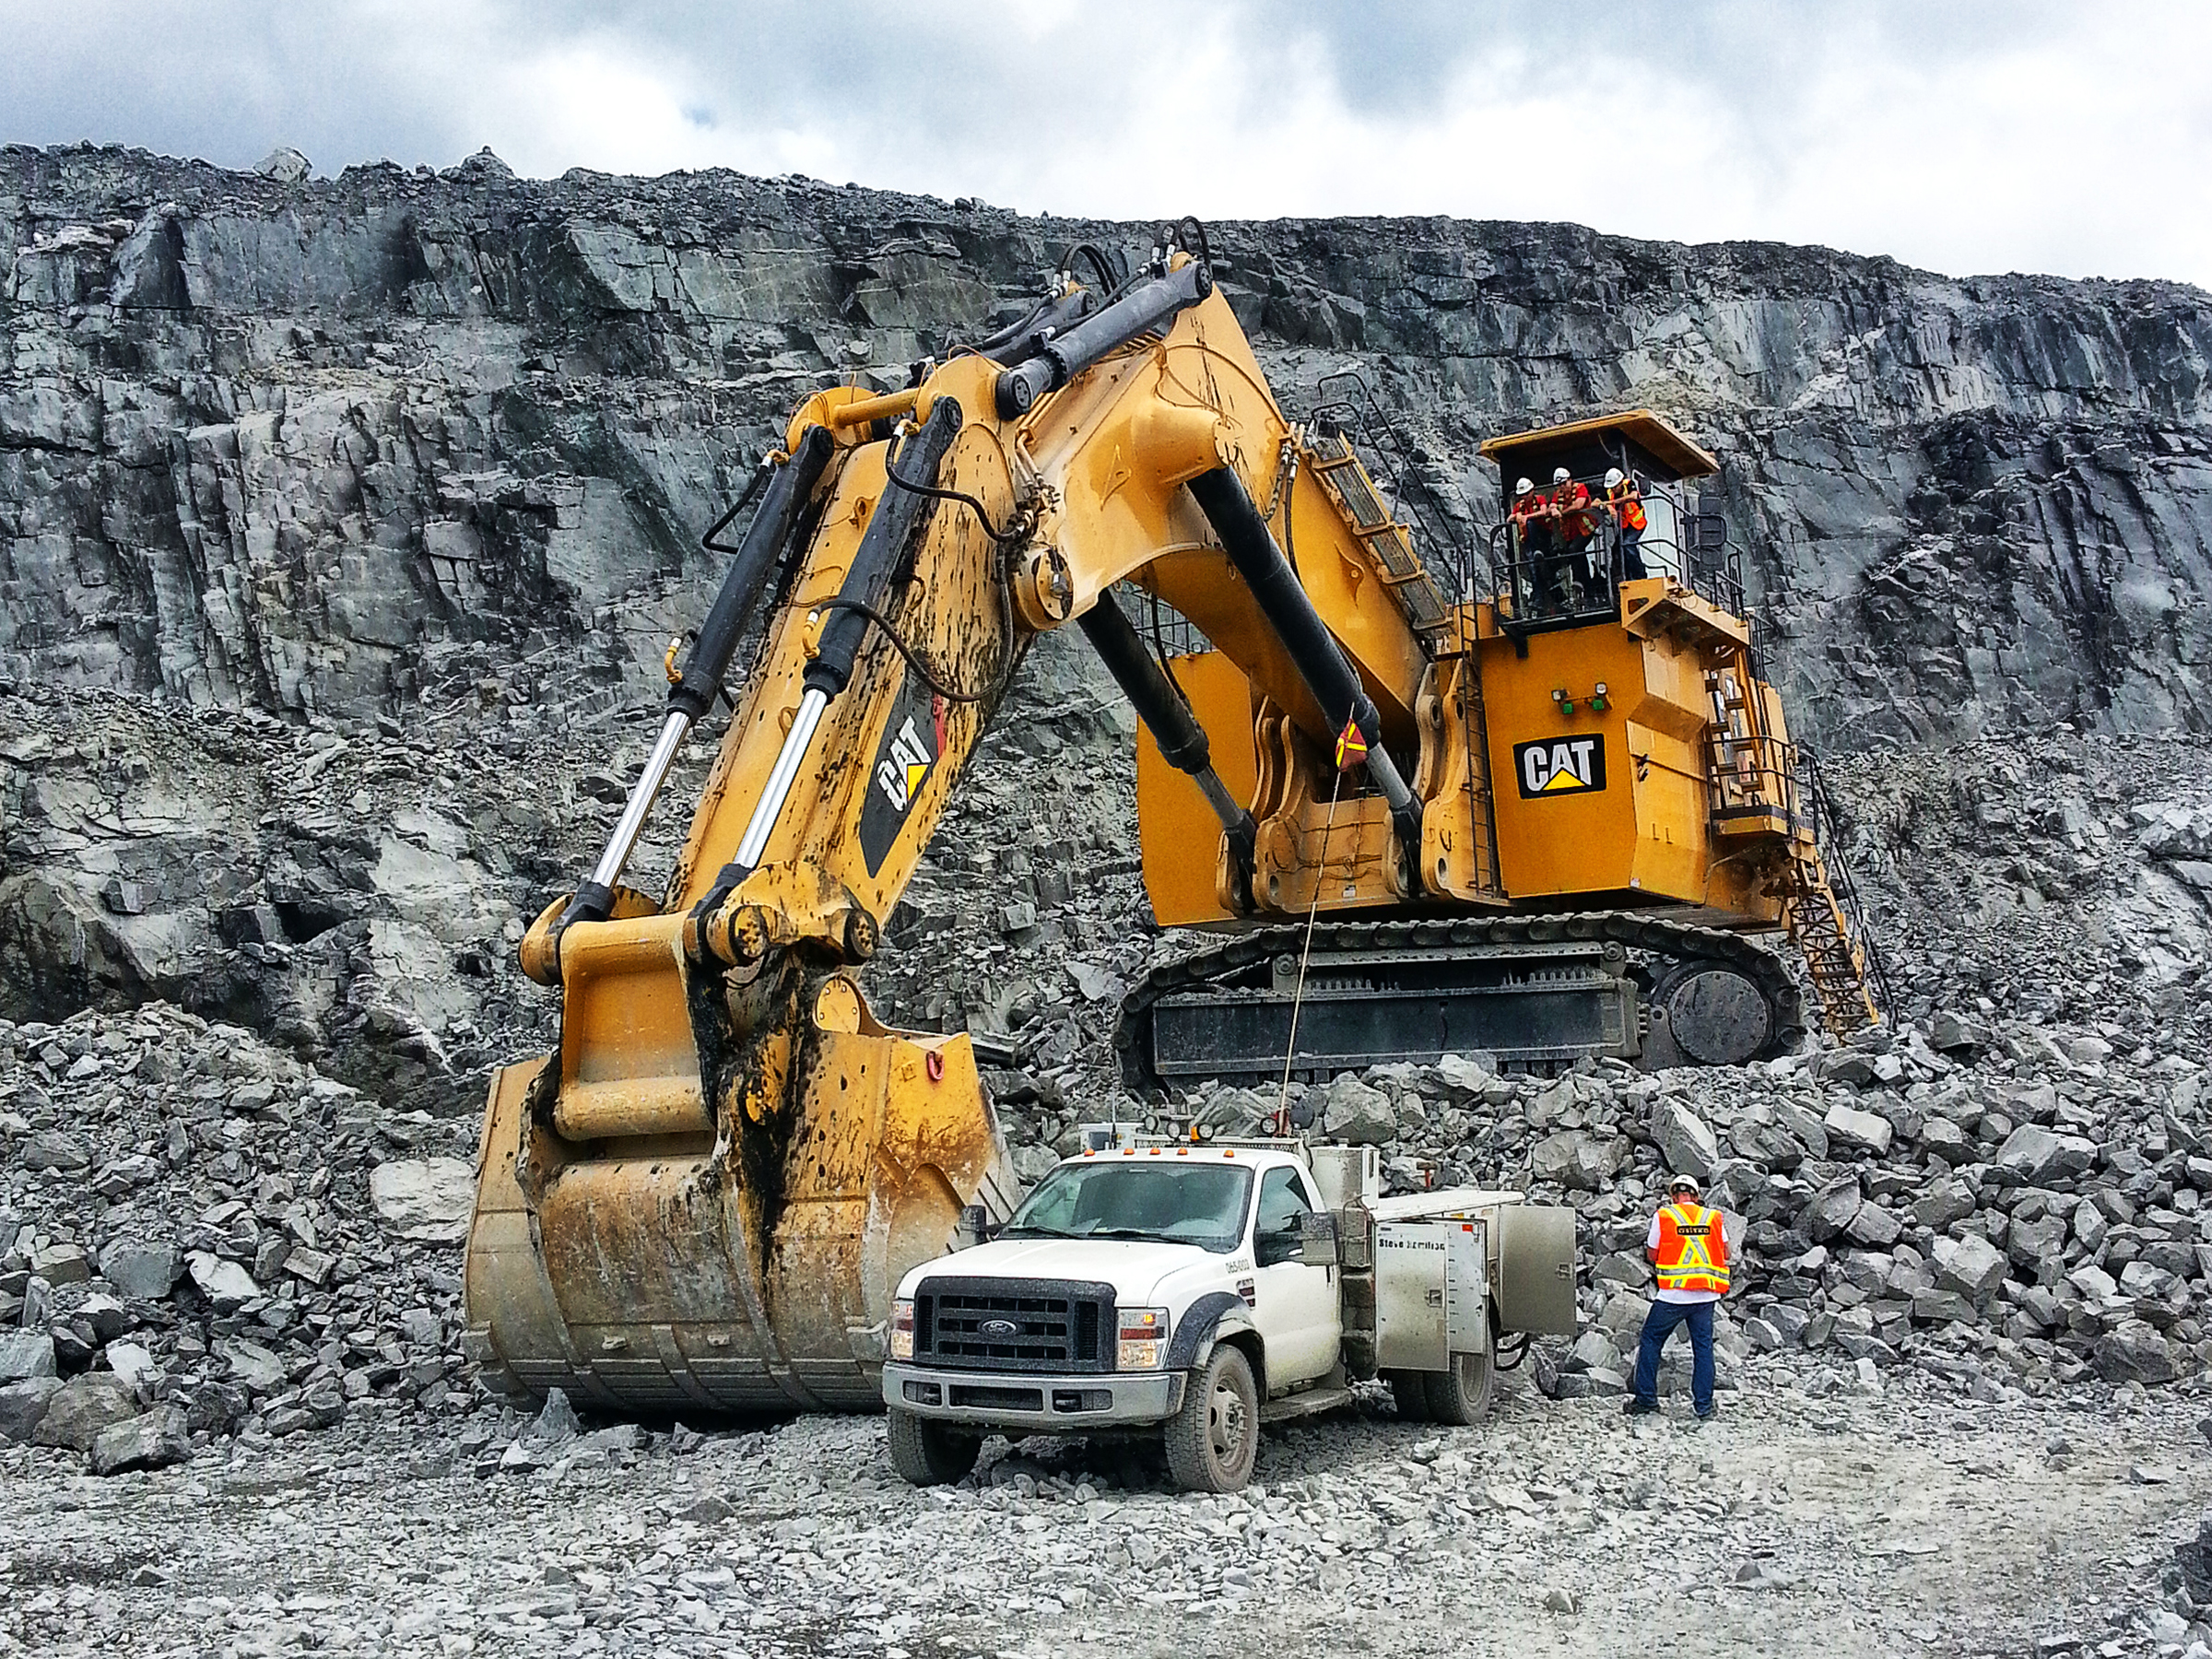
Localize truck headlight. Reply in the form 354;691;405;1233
1118;1307;1168;1371
890;1298;914;1361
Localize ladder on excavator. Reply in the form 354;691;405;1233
1704;666;1884;1035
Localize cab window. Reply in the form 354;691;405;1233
1254;1166;1316;1238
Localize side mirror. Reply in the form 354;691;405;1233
1254;1225;1302;1267
955;1203;991;1250
1299;1210;1340;1267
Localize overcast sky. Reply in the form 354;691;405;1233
6;1;2207;289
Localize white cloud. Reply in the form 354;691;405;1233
2;0;2206;288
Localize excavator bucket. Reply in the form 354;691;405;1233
462;909;1018;1412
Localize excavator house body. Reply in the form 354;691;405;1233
466;236;1877;1414
1136;598;1779;924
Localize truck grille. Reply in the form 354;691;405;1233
911;1277;1116;1373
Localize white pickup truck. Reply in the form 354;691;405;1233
880;1134;1576;1492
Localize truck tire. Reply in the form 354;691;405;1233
1421;1350;1496;1427
1384;1371;1430;1422
1164;1345;1259;1492
886;1408;981;1487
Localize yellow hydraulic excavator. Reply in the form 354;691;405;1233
465;225;1881;1412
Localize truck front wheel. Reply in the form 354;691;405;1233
886;1408;982;1487
1164;1345;1259;1492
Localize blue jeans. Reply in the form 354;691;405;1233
1631;1298;1715;1411
1618;528;1647;581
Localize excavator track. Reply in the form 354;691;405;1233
1115;912;1806;1092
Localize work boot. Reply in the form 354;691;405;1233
1623;1397;1657;1418
1692;1401;1720;1423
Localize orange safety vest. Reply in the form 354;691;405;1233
1654;1201;1730;1295
1608;482;1647;532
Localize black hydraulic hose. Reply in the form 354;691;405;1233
1185;465;1424;852
552;428;835;938
807;596;1002;705
669;424;837;723
1171;217;1213;276
804;398;964;700
699;459;773;556
882;441;1023;545
960;288;1091;369
964;293;1053;359
1061;241;1123;300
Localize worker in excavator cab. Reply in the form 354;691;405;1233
1604;467;1649;582
1507;476;1549;613
1625;1174;1729;1422
1542;465;1596;612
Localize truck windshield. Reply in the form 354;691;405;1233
1002;1163;1253;1253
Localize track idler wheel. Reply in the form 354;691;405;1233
1654;964;1774;1065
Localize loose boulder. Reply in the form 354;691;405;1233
1935;1234;2008;1301
2094;1320;2178;1386
0;1331;56;1383
100;1240;182;1300
1798;1178;1864;1244
31;1373;139;1453
184;1251;262;1313
1652;1100;1720;1182
1823;1103;1894;1157
0;1377;63;1443
1318;1077;1398;1146
1991;1124;2099;1187
88;1407;191;1477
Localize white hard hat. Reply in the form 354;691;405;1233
1514;477;1534;496
1604;467;1625;488
1552;466;1571;484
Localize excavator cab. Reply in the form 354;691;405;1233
1480;411;1734;639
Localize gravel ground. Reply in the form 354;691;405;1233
4;1365;2208;1659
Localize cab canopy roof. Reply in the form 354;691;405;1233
1478;409;1719;496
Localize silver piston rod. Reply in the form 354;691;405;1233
731;687;830;873
586;710;693;896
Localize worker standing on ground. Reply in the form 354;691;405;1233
1625;1173;1728;1421
1604;467;1649;582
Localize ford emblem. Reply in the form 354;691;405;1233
978;1318;1020;1339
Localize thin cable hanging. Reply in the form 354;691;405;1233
1274;764;1345;1129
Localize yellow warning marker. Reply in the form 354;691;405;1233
1333;717;1368;771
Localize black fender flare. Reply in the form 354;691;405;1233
1165;1292;1258;1373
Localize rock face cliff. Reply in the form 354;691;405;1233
3;143;2210;1090
5;143;2210;742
